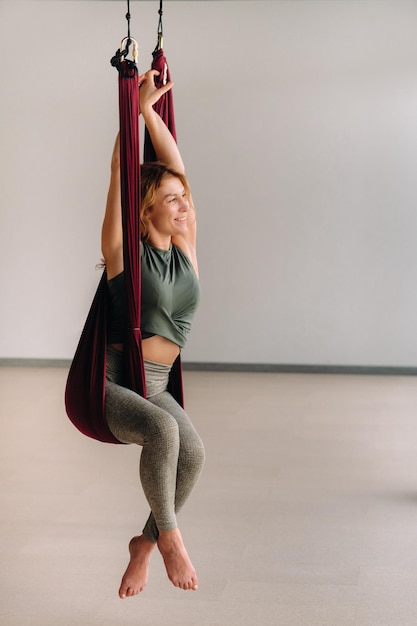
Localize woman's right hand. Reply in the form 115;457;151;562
138;70;173;117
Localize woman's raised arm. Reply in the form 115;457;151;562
139;70;185;173
101;133;123;279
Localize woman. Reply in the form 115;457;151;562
102;69;205;598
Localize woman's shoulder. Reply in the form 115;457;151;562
172;238;199;278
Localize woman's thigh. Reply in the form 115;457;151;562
105;380;148;444
149;391;203;446
105;381;179;446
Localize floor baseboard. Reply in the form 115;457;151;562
0;358;416;376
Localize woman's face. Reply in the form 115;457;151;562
146;175;189;237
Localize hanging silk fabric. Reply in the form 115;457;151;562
64;270;115;442
65;6;183;443
144;1;177;160
117;48;147;400
65;35;144;443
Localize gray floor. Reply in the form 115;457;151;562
2;366;417;625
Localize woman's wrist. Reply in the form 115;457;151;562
140;105;156;122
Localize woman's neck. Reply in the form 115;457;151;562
146;234;172;251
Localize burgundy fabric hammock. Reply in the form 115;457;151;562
144;47;177;161
118;60;146;399
65;48;183;444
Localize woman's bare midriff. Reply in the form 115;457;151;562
110;335;180;366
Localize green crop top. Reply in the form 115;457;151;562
107;241;200;348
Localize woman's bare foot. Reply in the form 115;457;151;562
157;528;198;591
119;535;155;599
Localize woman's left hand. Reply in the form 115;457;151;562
138;70;173;114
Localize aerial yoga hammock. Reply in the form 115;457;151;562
64;1;183;444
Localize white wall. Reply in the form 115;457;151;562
1;0;417;366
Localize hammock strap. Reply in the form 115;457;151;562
126;0;132;41
154;0;164;52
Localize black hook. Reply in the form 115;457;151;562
154;0;164;52
126;0;131;39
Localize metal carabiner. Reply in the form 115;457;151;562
120;36;138;64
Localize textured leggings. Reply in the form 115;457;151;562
105;346;205;543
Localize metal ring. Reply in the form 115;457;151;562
120;36;138;63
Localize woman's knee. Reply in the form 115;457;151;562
180;433;205;473
143;412;180;450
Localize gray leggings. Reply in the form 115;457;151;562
105;346;205;543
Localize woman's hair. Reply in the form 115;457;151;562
140;162;193;241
